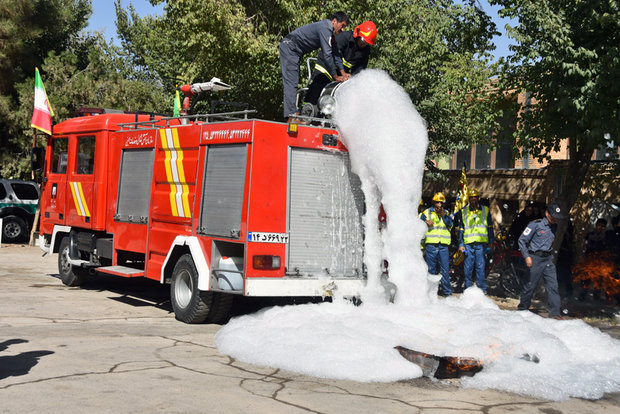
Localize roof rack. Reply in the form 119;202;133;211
118;109;257;131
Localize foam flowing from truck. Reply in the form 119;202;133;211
333;69;430;305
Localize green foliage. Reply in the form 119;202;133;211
1;34;171;179
116;0;500;156
0;0;174;179
0;0;92;178
1;0;500;178
0;0;91;95
493;0;619;166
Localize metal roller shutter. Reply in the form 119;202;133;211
288;148;364;277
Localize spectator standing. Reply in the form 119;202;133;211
420;193;453;296
584;218;608;255
509;204;534;244
517;204;565;318
607;215;620;256
455;188;494;293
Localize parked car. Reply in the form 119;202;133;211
0;179;40;243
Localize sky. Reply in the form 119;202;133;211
86;0;516;62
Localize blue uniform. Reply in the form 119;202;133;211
517;218;561;316
420;207;453;295
279;20;344;118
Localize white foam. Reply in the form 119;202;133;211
334;69;429;306
216;295;620;400
215;70;620;400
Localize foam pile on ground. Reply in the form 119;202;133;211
216;70;620;401
216;292;620;400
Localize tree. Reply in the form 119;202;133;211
2;35;171;178
0;0;174;179
492;0;619;246
0;0;91;178
116;0;500;158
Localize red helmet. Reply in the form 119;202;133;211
354;21;377;45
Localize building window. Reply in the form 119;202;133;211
475;144;491;169
495;142;513;168
456;149;470;169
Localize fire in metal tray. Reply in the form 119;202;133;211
395;346;483;379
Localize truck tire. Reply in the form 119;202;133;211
207;292;234;324
2;215;27;243
171;254;213;324
58;237;86;286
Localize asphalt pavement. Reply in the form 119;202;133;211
1;244;618;413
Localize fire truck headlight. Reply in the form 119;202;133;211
252;255;281;270
318;95;336;115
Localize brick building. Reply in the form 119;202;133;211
423;90;619;252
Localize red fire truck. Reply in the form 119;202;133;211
38;99;366;323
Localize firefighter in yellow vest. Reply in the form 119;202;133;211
455;188;494;293
420;192;453;296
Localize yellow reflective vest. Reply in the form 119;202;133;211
462;205;490;244
422;208;452;245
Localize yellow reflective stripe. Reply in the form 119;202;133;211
69;182;81;215
342;58;353;69
160;128;191;218
69;181;90;217
160;129;179;217
171;128;191;217
78;183;90;217
314;64;334;81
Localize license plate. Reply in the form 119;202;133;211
248;232;289;243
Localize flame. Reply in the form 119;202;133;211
572;252;620;300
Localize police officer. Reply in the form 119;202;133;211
455;188;494;293
517;203;565;318
420;192;453;296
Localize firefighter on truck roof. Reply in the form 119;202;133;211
304;20;377;107
420;192;453;296
279;12;349;121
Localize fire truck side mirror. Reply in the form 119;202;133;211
31;147;45;172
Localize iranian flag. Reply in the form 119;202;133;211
31;67;54;135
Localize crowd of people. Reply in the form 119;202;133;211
420;189;496;298
420;189;619;317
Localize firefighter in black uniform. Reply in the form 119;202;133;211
304;20;377;106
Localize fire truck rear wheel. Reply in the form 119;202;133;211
58;237;86;286
171;254;213;324
207;292;234;324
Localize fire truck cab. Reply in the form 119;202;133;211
39;109;366;323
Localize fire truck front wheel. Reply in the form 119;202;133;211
171;254;213;324
58;237;86;286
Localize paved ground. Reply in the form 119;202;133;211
1;244;618;413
